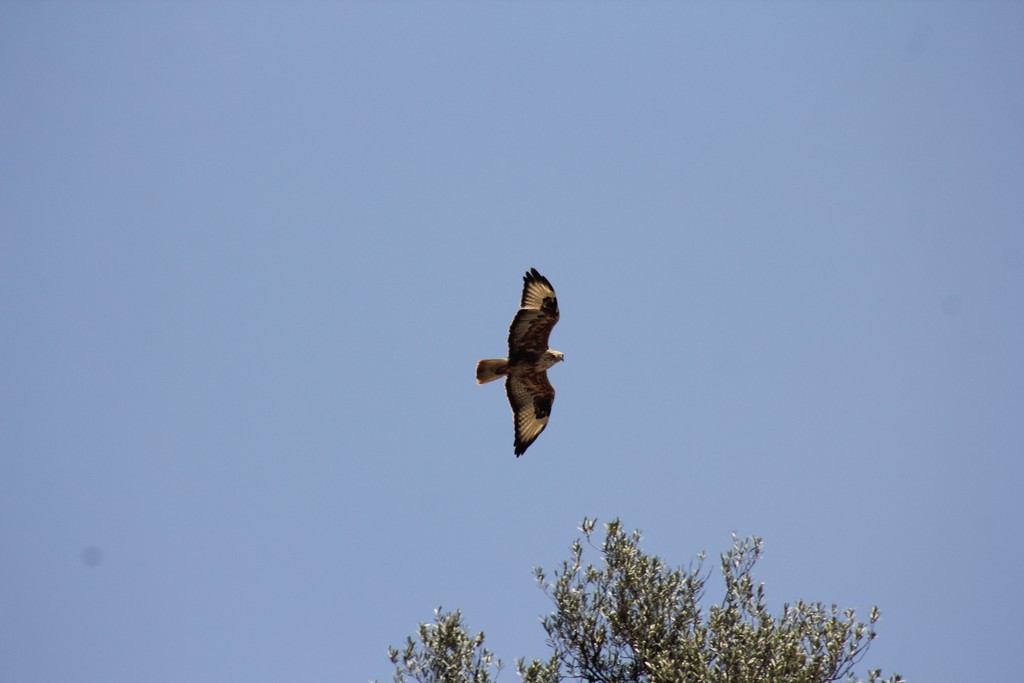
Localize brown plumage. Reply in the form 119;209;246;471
476;268;564;456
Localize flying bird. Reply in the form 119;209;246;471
476;268;564;456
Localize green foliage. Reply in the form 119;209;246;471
384;608;503;683
379;519;902;683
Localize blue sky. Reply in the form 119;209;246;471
2;2;1022;682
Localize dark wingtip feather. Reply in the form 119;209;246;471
514;430;541;456
524;267;553;290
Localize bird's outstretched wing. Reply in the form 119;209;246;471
506;368;555;456
508;268;559;355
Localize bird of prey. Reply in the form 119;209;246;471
476;268;564;456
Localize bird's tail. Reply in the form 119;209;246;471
476;359;508;384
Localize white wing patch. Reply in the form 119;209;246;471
516;412;548;444
522;278;556;310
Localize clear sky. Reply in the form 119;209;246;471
2;2;1022;682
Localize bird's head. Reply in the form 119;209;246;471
538;350;564;371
